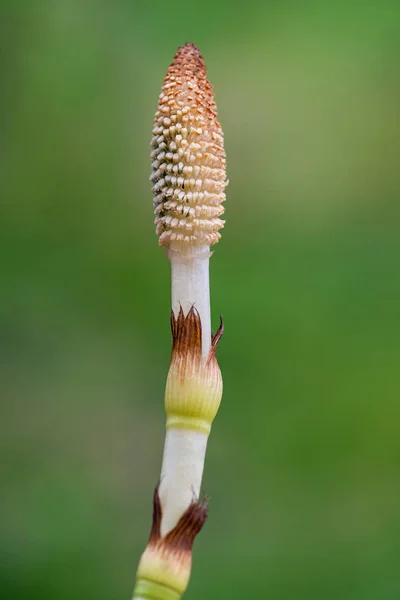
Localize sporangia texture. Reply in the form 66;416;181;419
151;43;227;252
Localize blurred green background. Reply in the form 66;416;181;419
2;1;400;598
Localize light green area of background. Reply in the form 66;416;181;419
2;1;400;598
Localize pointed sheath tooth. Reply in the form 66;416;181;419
134;489;208;599
165;307;224;435
150;42;227;254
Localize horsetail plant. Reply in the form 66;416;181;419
133;43;227;600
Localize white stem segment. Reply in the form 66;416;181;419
168;246;212;357
159;429;208;536
158;245;213;535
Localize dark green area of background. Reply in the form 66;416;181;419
2;1;400;598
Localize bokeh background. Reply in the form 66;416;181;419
2;1;400;598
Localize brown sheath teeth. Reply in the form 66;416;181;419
149;488;208;559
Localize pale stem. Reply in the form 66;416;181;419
158;428;208;536
168;245;212;358
159;245;212;535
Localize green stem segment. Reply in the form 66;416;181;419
133;579;181;600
